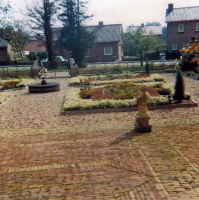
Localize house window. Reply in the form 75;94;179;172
196;23;199;31
104;47;113;55
85;50;90;57
54;48;58;53
178;24;184;32
171;42;178;50
183;42;189;49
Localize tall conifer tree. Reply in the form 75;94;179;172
59;0;96;67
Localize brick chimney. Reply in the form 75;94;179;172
166;3;173;16
99;21;103;26
141;23;144;27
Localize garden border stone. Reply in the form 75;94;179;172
61;99;198;115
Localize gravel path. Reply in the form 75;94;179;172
0;73;199;131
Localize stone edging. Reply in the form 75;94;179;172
61;99;198;115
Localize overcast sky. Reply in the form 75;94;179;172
7;0;199;30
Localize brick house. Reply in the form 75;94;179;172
23;37;46;55
0;38;15;62
166;3;199;52
85;22;123;62
54;22;123;62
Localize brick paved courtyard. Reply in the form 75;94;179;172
1;74;199;199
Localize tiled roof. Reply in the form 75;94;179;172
129;26;162;35
0;38;8;47
166;6;199;22
85;24;123;43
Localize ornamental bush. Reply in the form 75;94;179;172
173;67;185;102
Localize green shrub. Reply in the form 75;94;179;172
184;94;191;100
149;61;155;71
95;72;101;75
173;67;185;102
36;51;48;60
156;87;171;95
113;65;123;74
1;77;11;80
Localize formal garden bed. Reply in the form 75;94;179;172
0;77;35;91
63;73;195;113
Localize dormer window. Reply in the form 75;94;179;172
178;24;184;32
196;23;199;31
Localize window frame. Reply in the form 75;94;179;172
178;24;184;33
196;23;199;31
104;47;113;55
171;42;178;50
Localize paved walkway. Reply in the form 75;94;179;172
1;74;199;199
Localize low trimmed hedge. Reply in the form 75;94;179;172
69;74;165;86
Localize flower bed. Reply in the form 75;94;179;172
69;74;165;86
64;71;194;112
63;81;177;111
79;83;161;101
0;78;35;90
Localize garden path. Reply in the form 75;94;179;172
0;73;199;130
1;73;199;199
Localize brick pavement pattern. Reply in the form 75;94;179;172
1;74;199;199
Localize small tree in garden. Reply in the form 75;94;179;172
173;67;185;102
122;26;166;66
145;59;150;74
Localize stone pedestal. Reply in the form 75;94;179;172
134;114;152;132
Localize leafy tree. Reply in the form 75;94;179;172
122;27;166;66
26;0;58;67
0;1;14;41
146;22;161;26
173;67;185;102
59;0;96;67
9;25;28;61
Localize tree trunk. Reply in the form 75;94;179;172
140;51;143;67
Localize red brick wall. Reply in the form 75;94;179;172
0;48;7;62
167;21;199;51
86;43;120;62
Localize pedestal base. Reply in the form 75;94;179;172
134;114;152;132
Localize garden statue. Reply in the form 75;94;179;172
134;84;152;132
29;61;60;93
38;63;47;85
137;84;151;116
